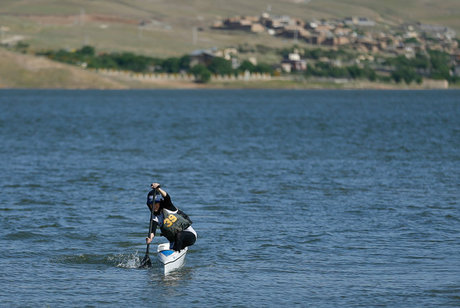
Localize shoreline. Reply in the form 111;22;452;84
0;49;457;90
1;86;458;90
1;79;457;90
1;74;456;90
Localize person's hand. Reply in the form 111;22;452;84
151;183;161;190
146;233;154;244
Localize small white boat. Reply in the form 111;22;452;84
157;243;188;274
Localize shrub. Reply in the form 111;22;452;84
190;65;211;83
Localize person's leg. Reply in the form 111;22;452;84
172;231;196;251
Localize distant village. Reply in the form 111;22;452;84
206;12;459;76
5;10;459;86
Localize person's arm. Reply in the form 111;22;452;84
156;186;167;198
161;193;177;211
151;183;177;211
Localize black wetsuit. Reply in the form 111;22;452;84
146;191;196;251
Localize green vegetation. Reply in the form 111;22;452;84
35;44;457;85
190;65;211;83
282;45;456;84
37;45;275;83
284;47;357;62
404;37;419;44
427;50;451;80
305;63;377;81
238;60;273;74
208;57;233;75
384;50;457;83
38;46;161;72
391;67;422;84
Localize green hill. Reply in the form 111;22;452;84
1;0;459;57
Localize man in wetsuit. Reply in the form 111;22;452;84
146;183;197;252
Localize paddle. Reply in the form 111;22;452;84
139;191;156;268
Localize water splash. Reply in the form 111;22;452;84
52;251;150;269
111;251;143;269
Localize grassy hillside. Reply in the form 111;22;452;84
0;48;127;88
0;0;459;58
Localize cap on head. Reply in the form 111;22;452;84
154;195;163;203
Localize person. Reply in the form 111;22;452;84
145;183;197;252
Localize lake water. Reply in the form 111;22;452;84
0;89;459;307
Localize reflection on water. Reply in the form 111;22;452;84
158;267;194;285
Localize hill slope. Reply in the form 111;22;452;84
0;0;459;57
0;48;127;88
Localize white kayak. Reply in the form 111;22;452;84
157;243;188;274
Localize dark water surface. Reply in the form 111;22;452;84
0;90;459;307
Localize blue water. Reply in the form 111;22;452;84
0;89;459;307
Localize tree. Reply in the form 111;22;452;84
365;67;377;81
162;57;180;73
179;55;190;71
404;37;419;44
428;49;450;80
254;63;273;74
110;52;151;72
78;45;95;56
347;65;362;79
304;48;322;60
208;57;233;75
413;53;430;69
190;65;211;83
391;67;417;84
87;54;118;70
238;60;256;73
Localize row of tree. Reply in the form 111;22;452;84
384;50;454;83
305;63;379;81
37;45;457;84
283;46;458;84
37;46;273;83
38;46;185;73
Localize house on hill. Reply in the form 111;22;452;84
212;16;265;33
189;49;217;67
344;17;375;27
279;26;311;40
281;53;307;73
